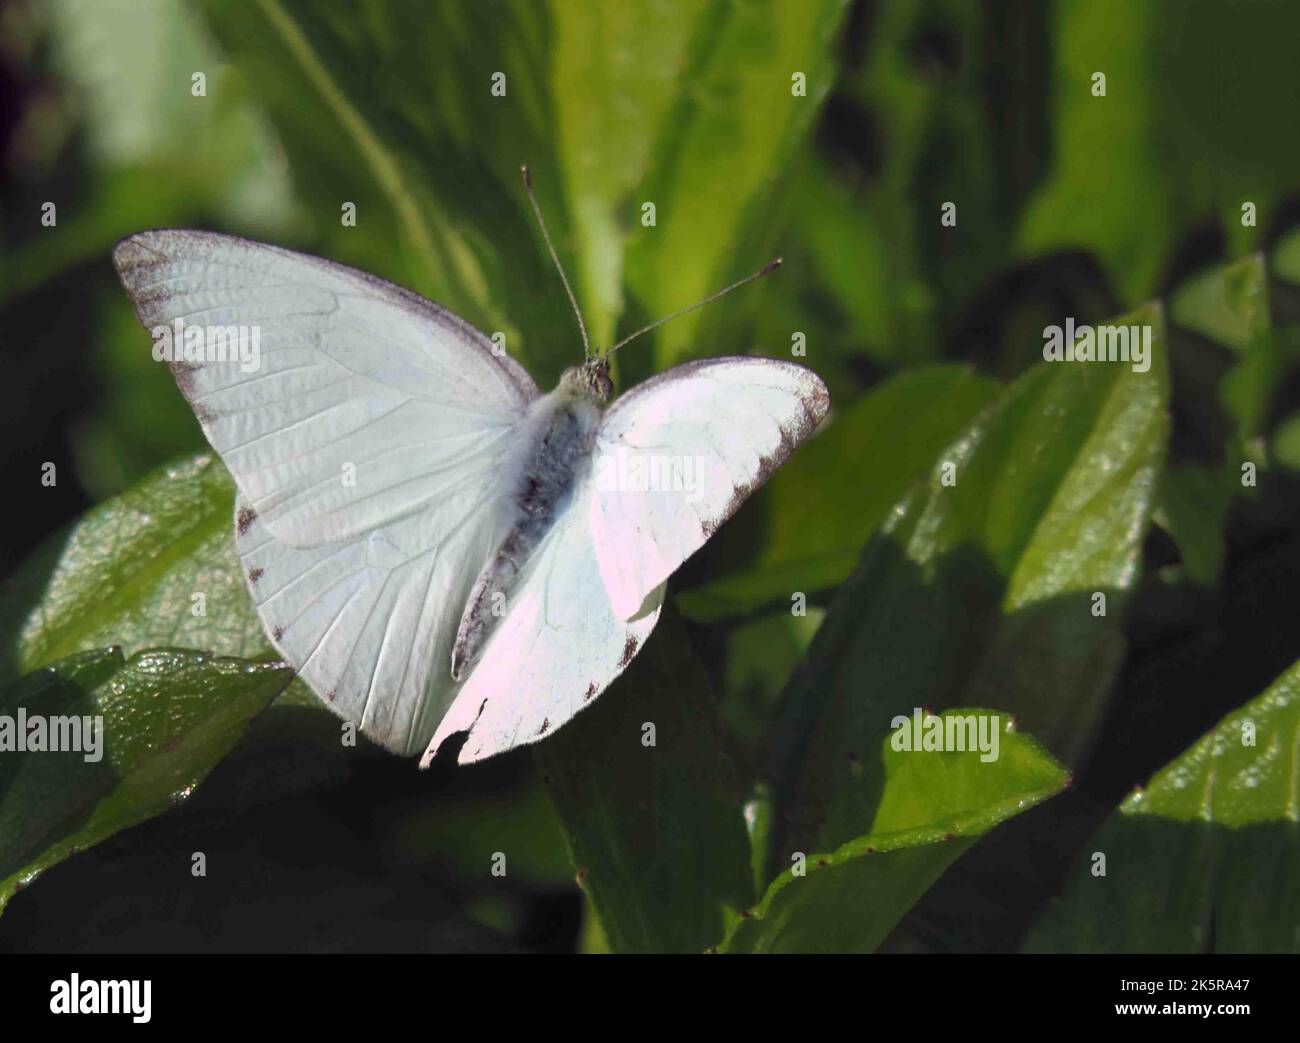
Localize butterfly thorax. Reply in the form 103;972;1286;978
449;382;603;681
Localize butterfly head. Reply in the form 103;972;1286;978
560;357;613;402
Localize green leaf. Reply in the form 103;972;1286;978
548;0;709;349
0;647;293;913
535;610;753;953
783;157;937;371
0;455;268;678
1016;1;1300;302
1015;0;1170;301
1171;256;1265;355
1273;228;1300;287
678;365;998;621
762;303;1168;890
720;608;824;771
1025;657;1300;953
622;0;853;370
1170;253;1280;442
1156;254;1295;580
1152;464;1233;586
721;711;1067;952
1273;409;1300;471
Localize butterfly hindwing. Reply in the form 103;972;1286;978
236;488;514;756
423;474;664;766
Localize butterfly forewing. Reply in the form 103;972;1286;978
114;230;536;755
112;230;538;547
423;470;664;766
589;357;830;619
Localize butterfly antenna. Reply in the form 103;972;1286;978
521;165;591;360
605;258;782;358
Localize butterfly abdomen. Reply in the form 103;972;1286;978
450;392;601;681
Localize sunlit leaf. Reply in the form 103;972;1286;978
1025;657;1300;953
761;304;1167;895
721;711;1067;952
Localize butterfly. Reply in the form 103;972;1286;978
112;170;829;767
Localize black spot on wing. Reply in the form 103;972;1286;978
237;504;258;536
618;635;639;669
248;567;264;584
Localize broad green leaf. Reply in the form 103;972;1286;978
0;454;267;678
762;303;1167;887
548;0;708;350
1025;658;1300;953
622;0;852;370
678;365;998;621
779;154;940;373
0;647;293;912
51;0;253;174
783;159;930;370
0;452;321;711
535;609;753;954
721;711;1067;952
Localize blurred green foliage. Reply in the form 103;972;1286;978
1;0;1299;952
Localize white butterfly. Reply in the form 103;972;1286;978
112;181;829;766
